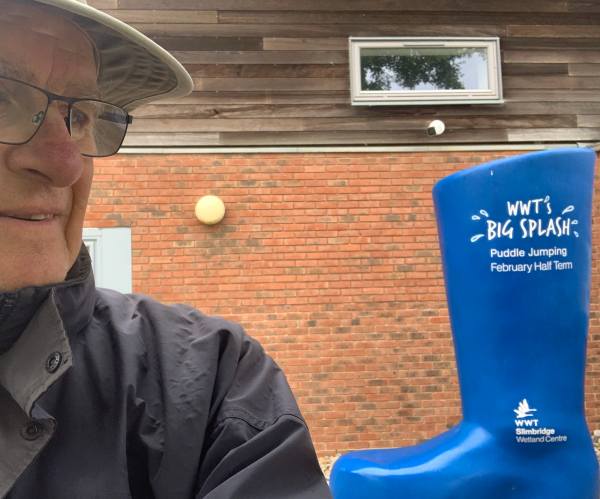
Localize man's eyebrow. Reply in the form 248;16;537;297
0;58;100;99
0;58;36;83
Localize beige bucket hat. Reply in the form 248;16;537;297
33;0;193;110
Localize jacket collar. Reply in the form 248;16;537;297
0;245;96;355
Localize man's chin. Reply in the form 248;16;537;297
0;236;82;292
0;260;70;292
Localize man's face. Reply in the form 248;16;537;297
0;2;98;291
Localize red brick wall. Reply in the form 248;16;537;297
85;150;600;456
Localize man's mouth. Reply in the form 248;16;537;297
1;213;56;222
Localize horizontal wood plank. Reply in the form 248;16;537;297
157;92;352;105
185;64;349;78
507;127;600;141
219;11;598;25
505;89;600;101
117;0;568;13
502;38;600;50
263;38;348;51
128;117;428;133
131;23;505;37
568;1;600;13
504;50;600;63
123;127;598;147
507;25;600;37
217;129;510;146
502;63;569;76
569;64;600;76
128;115;576;133
123;133;220;147
193;78;348;92
123;130;510;147
577;115;600;127
504;75;600;89
131;102;600;119
100;9;217;23
132;104;424;119
148;36;262;51
172;51;348;64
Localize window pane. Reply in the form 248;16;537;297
360;47;489;92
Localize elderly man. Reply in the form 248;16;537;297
0;0;331;497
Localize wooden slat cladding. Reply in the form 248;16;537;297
89;0;600;147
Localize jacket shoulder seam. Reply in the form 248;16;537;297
214;408;306;432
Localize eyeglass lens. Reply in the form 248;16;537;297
69;100;130;157
0;77;129;157
0;78;47;145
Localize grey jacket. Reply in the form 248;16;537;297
0;248;331;498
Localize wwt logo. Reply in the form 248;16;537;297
514;399;539;427
513;398;566;443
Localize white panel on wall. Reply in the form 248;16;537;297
83;227;132;293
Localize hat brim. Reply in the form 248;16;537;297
34;0;193;110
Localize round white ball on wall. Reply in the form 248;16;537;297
195;195;226;225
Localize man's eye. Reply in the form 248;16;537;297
0;90;14;108
71;108;91;128
0;91;20;118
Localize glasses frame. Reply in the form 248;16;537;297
0;75;133;157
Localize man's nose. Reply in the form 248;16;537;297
7;103;86;187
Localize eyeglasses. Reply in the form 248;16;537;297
0;75;132;157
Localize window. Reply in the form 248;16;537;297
83;227;132;293
349;37;503;106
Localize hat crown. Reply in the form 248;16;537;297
36;0;192;109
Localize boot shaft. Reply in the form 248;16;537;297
432;148;596;426
330;148;599;499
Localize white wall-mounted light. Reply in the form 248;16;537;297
195;195;226;225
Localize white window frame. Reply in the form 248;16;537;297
83;227;132;293
349;37;504;106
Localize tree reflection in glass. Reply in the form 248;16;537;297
360;47;488;92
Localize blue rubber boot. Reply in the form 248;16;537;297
330;148;599;499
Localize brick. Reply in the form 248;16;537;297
88;150;600;458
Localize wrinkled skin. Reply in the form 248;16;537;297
0;1;97;291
